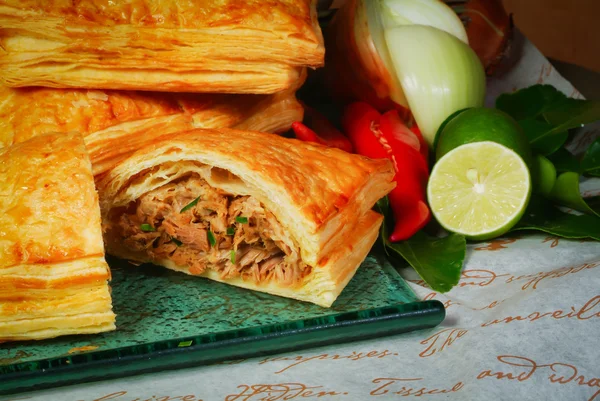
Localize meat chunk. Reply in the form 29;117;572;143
112;174;310;287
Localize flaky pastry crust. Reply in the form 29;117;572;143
0;78;304;176
0;0;324;93
0;132;115;341
98;128;395;307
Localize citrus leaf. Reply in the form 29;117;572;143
496;85;600;155
511;196;600;241
376;197;465;293
581;137;600;177
548;147;581;173
542;98;600;133
587;196;600;210
384;232;465;293
496;85;566;121
548;172;600;217
518;118;568;155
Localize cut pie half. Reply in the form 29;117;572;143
98;128;395;307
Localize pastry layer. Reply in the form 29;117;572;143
98;128;395;307
0;1;324;93
0;133;116;342
0;82;304;176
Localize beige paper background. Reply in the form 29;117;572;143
2;33;600;401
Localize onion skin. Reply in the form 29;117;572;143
451;0;513;75
323;0;409;113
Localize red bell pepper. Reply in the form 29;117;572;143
340;102;388;159
379;110;429;161
291;103;353;153
342;102;431;242
408;123;429;161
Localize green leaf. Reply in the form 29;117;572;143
496;85;600;135
581;137;600;177
543;98;600;133
496;85;567;121
230;250;236;264
548;148;581;173
171;237;183;247
587;196;600;210
518;119;568;155
496;85;600;156
384;232;465;293
235;216;248;224
494;85;600;242
140;223;156;232
511;196;600;240
226;227;236;236
376;197;465;293
180;196;201;213
548;172;600;217
207;230;216;247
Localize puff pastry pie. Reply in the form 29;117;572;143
0;0;324;94
0;132;116;342
0;82;304;176
97;128;395;307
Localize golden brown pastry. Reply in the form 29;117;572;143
97;128;395;307
0;0;324;93
0;82;304;176
0;132;116;342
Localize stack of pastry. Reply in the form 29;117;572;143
0;0;395;342
0;133;116;341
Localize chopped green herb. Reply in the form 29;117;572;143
230;250;236;264
180;196;201;213
171;237;183;247
178;340;193;347
226;227;236;236
207;230;216;247
235;216;248;224
140;223;156;232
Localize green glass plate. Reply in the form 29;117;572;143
0;254;444;395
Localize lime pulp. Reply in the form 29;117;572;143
427;141;532;240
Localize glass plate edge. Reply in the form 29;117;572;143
0;299;445;395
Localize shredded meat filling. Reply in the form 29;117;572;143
112;174;311;287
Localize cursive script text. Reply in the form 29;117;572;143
426;263;599;291
370;378;464;396
258;350;397;374
73;391;204;401
225;383;347;400
478;355;600;400
481;295;600;327
419;328;468;358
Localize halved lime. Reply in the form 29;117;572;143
427;141;532;240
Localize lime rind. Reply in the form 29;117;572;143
532;154;557;196
432;108;470;151
435;108;533;168
427;141;532;240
